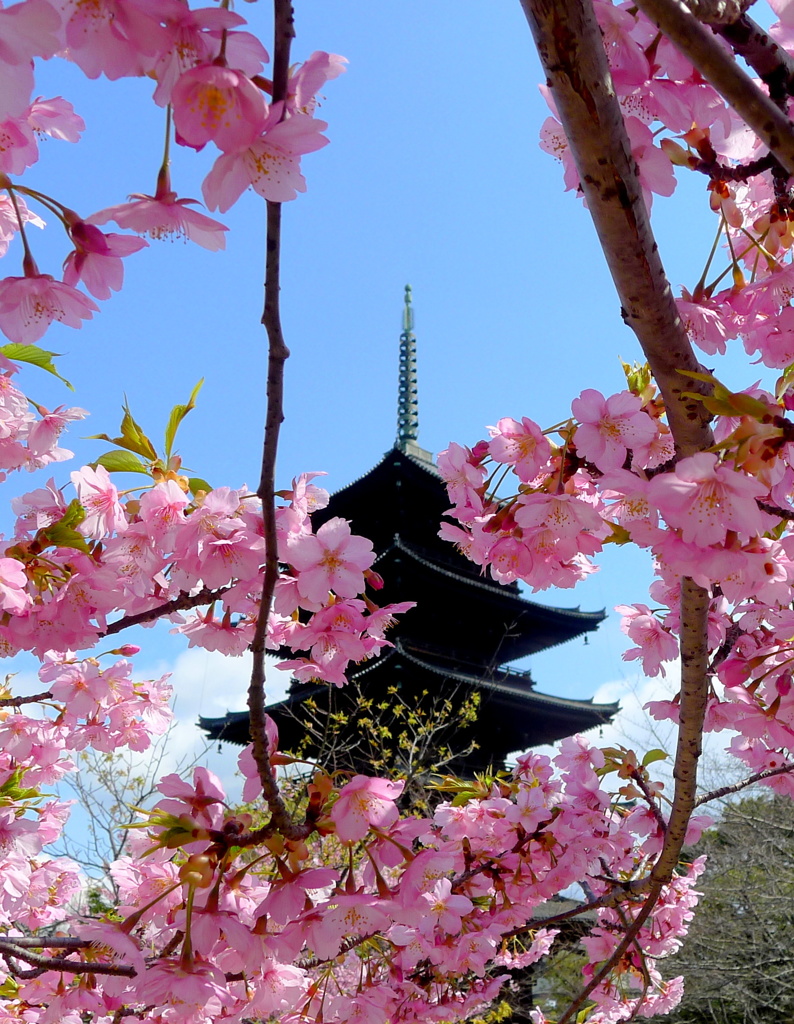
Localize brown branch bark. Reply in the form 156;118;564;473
715;14;794;101
0;941;136;978
519;1;715;1019
103;585;231;636
684;0;748;23
0;689;52;707
633;0;794;176
246;0;309;842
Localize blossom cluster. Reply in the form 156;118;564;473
5;2;794;1023
440;370;794;786
0;724;704;1023
0;0;344;344
543;0;794;374
0;419;409;685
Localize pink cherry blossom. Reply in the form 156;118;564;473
0;192;43;258
289;51;348;113
487;416;551;481
420;878;473;935
70;464;127;538
202;109;329;210
27;96;84;142
58;0;167;81
0;0;62;120
287;516;375;604
63;221;147;300
171;64;267;152
647;451;774;547
89;191;228;251
0;114;38;173
0;556;29;614
617;603;679;677
572;388;657;471
148;4;268;107
0;273;98;344
330;774;404;842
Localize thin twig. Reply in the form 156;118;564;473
247;0;309;841
696;761;794;806
103;585;231;636
758;499;794;522
629;768;668;834
708;621;743;675
0;941;136;977
1;937;90;949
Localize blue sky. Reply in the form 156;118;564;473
4;2;768;764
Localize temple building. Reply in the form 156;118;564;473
200;288;618;773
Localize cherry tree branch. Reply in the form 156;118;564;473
714;13;794;104
629;767;668;833
0;940;136;978
696;760;794;805
520;1;715;1018
684;0;749;23
520;0;712;457
103;585;231;636
0;689;53;707
633;0;794;175
247;0;309;841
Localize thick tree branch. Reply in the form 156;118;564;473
684;0;748;23
247;0;309;841
715;13;794;102
520;0;712;457
520;1;715;1018
634;0;794;175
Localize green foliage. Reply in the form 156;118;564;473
289;682;482;813
0;342;73;388
87;383;209;487
666;794;794;1024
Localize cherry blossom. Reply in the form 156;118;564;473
171;64;267;152
89;189;228;251
0;272;98;344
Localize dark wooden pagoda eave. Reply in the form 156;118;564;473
198;641;619;757
375;534;605;660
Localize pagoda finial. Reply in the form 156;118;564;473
397;284;419;451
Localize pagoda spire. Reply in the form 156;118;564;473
397;284;419;451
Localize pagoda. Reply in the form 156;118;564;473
200;288;618;773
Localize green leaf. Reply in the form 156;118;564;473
642;748;669;767
39;521;91;554
187;476;212;496
0;343;73;389
58;498;86;529
119;400;158;460
96;449;149;475
165;378;204;460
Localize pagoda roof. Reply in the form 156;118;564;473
199;289;616;770
199;640;618;770
314;445;604;652
375;533;604;660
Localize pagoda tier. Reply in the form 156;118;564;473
317;446;606;664
199;288;617;772
200;640;618;775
